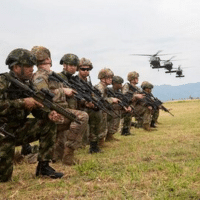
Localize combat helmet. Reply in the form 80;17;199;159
98;68;114;79
141;81;154;90
127;71;139;82
60;54;79;66
31;46;51;65
79;58;93;70
6;48;36;69
112;76;124;84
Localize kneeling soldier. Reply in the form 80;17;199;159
0;48;63;182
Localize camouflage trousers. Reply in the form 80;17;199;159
107;110;121;135
0;118;56;182
99;112;108;139
122;105;151;132
152;108;159;123
88;109;102;142
53;108;88;161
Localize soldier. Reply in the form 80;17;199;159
31;48;88;165
106;76;125;141
122;71;153;132
75;58;102;153
0;48;63;182
95;68;120;146
141;81;159;128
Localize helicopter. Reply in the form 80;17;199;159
175;66;185;78
131;50;172;69
161;56;177;73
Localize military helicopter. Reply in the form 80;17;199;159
175;66;185;78
161;56;177;73
131;50;173;69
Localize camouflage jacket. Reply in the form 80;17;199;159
57;70;77;109
122;83;143;106
95;82;114;104
33;68;68;108
0;71;46;126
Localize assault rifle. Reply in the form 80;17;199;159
0;124;15;138
6;74;81;124
106;88;142;119
50;72;119;117
128;83;174;116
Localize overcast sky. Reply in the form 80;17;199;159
0;0;200;86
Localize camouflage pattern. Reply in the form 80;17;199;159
31;46;51;63
0;72;56;182
127;71;139;82
95;82;115;139
141;81;154;89
152;108;159;123
98;68;114;79
57;71;77;109
121;82;151;132
79;58;93;70
60;54;79;66
107;87;121;136
33;68;88;161
6;48;36;68
76;75;102;144
112;76;124;84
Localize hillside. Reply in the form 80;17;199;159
153;82;200;101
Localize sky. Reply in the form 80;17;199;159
0;0;200;86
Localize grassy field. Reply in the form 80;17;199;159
1;100;200;200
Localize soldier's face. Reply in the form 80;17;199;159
113;83;122;90
105;77;112;85
79;66;91;79
131;78;138;85
14;65;34;80
145;88;152;94
64;64;77;74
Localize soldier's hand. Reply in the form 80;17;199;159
63;88;77;97
24;98;43;110
135;94;145;99
148;106;152;110
112;98;120;104
48;111;64;123
85;101;95;108
125;106;132;113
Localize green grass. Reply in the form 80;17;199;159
1;100;200;199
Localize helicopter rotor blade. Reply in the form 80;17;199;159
130;54;153;56
153;50;163;56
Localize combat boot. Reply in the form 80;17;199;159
150;121;157;128
98;137;105;147
36;161;63;179
105;132;120;142
143;123;157;132
121;128;131;136
89;141;102;153
62;147;78;165
21;143;32;156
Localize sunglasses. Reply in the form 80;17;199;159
80;68;91;71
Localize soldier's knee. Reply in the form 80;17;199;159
78;111;89;123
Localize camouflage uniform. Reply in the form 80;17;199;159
95;68;115;143
122;72;151;133
33;68;88;162
141;81;159;127
106;76;124;140
31;49;88;165
0;49;58;182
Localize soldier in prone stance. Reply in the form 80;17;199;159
0;48;63;182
